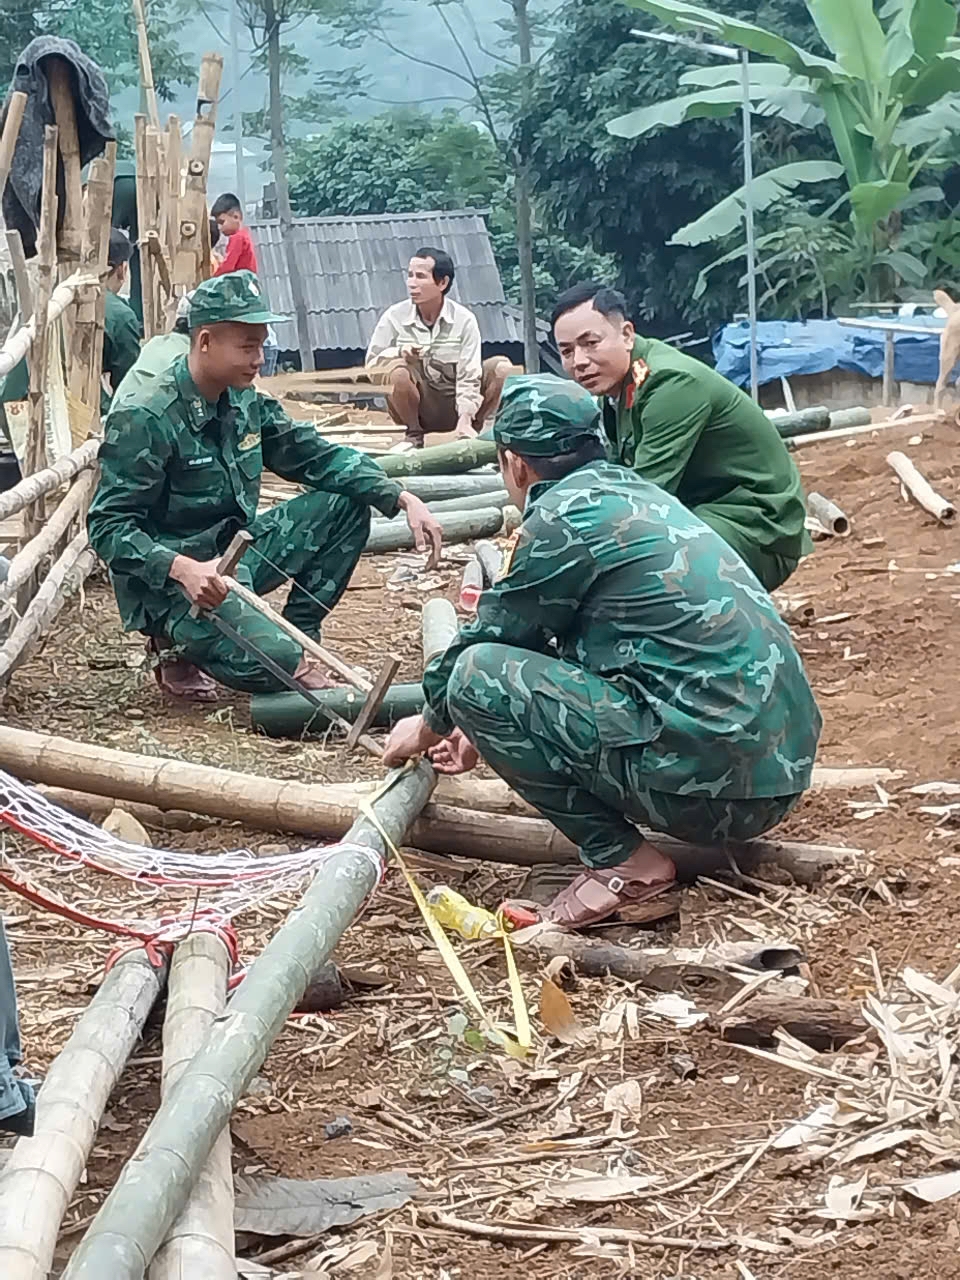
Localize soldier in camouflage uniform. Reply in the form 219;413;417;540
383;375;822;928
88;271;442;700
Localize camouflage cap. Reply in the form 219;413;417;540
186;270;284;330
494;374;605;456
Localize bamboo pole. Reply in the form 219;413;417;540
24;127;60;538
162;115;182;327
806;492;849;536
788;412;942;450
0;948;169;1280
0;439;99;522
46;60;84;262
0;91;28;197
0;275;82;381
251;683;422;736
70;146;116;411
4;230;32;324
148;934;234;1280
887;450;956;524
388;474;505;502
0;727;863;883
1;468;98;599
131;0;162;129
422;597;458;667
376;438;497;477
372;490;510;519
365;506;505;554
61;763;436;1280
134;116;158;341
174;55;223;294
0;532;96;683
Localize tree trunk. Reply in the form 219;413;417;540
264;0;313;372
513;0;539;374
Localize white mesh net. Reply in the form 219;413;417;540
0;770;382;946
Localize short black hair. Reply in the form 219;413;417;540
211;192;242;218
107;228;133;269
498;437;607;482
413;246;455;294
551;282;629;330
209;216;221;250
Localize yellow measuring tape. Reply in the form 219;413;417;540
358;774;531;1059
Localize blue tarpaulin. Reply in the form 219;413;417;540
713;316;946;388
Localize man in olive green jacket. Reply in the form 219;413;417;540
552;283;809;590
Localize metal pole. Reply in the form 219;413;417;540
229;0;246;209
740;48;759;402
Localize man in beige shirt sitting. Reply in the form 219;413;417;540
366;247;512;448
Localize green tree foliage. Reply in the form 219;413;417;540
287;106;616;312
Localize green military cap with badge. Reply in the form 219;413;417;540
186;270;285;330
494;374;605;456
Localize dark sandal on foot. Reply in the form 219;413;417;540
543;865;677;930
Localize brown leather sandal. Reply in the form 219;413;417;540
542;864;677;930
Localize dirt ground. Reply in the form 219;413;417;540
2;413;960;1278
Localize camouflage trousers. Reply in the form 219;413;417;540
0;916;32;1127
163;491;370;693
447;644;800;868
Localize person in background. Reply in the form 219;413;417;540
101;229;143;416
366;247;511;449
0;916;35;1136
111;160;141;322
211;192;258;276
552;283;810;591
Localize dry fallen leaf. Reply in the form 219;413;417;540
542;1173;662;1203
903;1170;960;1204
539;976;587;1045
602;1079;643;1124
820;1173;868;1221
102;807;152;847
374;1233;393;1280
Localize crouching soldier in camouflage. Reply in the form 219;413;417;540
383;376;822;929
88;271;442;701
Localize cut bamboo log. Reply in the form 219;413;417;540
0;947;169;1280
829;407;872;430
251;683;422;737
390;474;505;501
24;126;59;537
806;491;850;536
459;558;483;610
0;275;82;381
0;727;863;882
1;468;98;598
0;439;99;522
61;762;436;1280
70;145;115;415
887;450;956;524
46;59;83;261
37;787;211;832
373;490;510;518
422;598;458;667
788;412;942;449
0;532;96;683
769;405;829;437
148;934;234;1280
719;995;868;1051
4;230;32;324
365;507;505;554
474;539;503;586
376;438;497;477
0;91;28;197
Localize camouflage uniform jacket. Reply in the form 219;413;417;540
88;354;404;632
422;460;821;798
101;290;143;416
607;337;810;562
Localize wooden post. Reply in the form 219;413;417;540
61;764;436;1280
883;328;895;406
887;450;956;524
45;60;83;262
4;229;33;324
70;145;116;417
0;91;28;198
24;126;59;539
174;55;223;294
134;115;158;341
0;948;169;1280
148;934;235;1280
162;115;182;327
131;0;162;129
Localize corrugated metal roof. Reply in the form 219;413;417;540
248;210;522;352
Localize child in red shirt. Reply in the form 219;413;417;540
211;192;258;275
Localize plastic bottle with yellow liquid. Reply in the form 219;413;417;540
426;885;499;940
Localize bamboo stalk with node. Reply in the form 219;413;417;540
376;438;498;476
422;597;458;666
24;126;60;539
132;0;162;129
0;531;96;683
365;506;507;554
385;474;505;501
0;274;82;381
173;54;223;294
887;450;956;524
0;439;99;522
69;145;116;419
0;91;28;196
61;763;436;1280
148;934;235;1280
806;491;850;536
1;468;98;600
45;59;84;262
134;115;158;341
0;947;169;1280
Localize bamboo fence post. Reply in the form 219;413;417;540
174;55;223;294
4;230;32;324
145;126;168;317
131;0;162;129
806;492;850;536
0;439;99;521
134;116;158;341
422;597;458;667
0;91;28;197
162;115;182;327
148;933;235;1280
0;531;96;683
24;126;60;539
61;763;436;1280
70;146;116;412
1;468;98;599
0;275;82;381
887;450;956;524
0;948;169;1280
45;59;84;263
365;506;505;554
